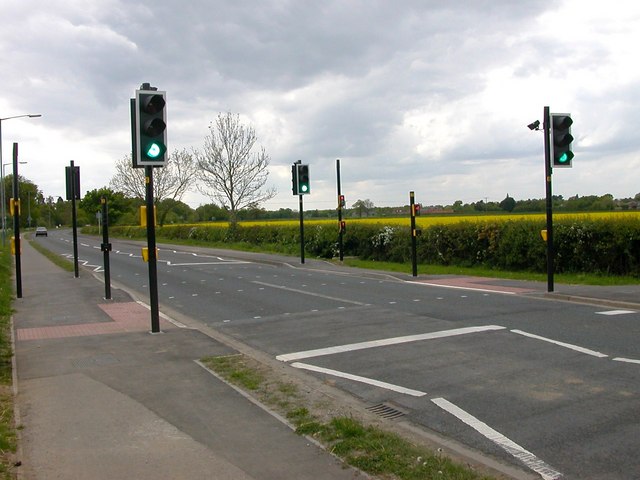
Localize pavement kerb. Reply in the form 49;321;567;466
9;315;25;480
543;292;640;310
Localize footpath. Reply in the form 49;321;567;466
12;240;362;480
11;240;640;479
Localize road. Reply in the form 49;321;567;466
33;229;640;480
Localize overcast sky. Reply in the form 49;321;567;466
1;0;639;212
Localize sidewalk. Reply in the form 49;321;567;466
12;241;362;480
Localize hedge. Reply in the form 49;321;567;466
84;216;640;276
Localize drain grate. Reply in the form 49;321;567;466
366;403;406;420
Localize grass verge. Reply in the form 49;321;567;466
339;258;640;286
28;237;74;272
83;230;640;285
202;354;494;480
0;246;17;479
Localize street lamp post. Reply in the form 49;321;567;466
0;114;42;246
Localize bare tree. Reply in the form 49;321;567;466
194;112;276;225
352;199;375;218
109;148;197;224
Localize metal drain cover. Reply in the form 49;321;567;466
366;403;407;419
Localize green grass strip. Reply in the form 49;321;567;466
202;354;493;480
0;246;18;477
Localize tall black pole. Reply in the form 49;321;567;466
410;191;418;277
543;106;554;292
70;161;79;278
101;197;112;300
12;143;22;298
145;166;161;333
336;159;344;261
299;193;305;264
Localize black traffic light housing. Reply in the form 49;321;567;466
134;88;167;167
292;163;310;195
550;113;573;168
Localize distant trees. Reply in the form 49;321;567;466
352;199;375;218
109;149;197;225
499;194;516;213
79;188;136;225
194;112;276;225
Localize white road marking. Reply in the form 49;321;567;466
276;325;506;362
407;280;517;295
511;330;608;358
292;362;427;397
596;310;636;316
252;281;366;306
612;357;640;365
167;261;249;266
432;397;563;480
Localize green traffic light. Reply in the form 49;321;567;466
144;141;166;159
557;151;574;164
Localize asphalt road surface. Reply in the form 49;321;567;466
33;230;640;480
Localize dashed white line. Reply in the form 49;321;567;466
596;310;636;316
432;397;563;480
612;357;640;365
511;329;608;358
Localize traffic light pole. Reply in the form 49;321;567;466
69;161;79;278
336;159;344;262
543;106;554;293
12;143;22;298
145;166;161;333
298;193;305;264
410;191;418;277
100;196;112;300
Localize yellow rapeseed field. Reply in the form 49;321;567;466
192;211;640;228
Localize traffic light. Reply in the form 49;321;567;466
135;89;167;166
297;164;310;195
291;164;299;195
551;113;573;168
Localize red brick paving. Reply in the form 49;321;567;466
16;302;172;341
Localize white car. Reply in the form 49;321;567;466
35;227;48;237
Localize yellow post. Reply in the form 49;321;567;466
9;198;20;216
10;237;21;255
141;247;159;262
140;205;157;227
140;206;147;227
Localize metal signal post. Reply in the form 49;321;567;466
131;83;165;333
410;191;418;277
336;159;344;261
543;106;554;292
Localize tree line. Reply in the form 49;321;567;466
4;111;639;229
